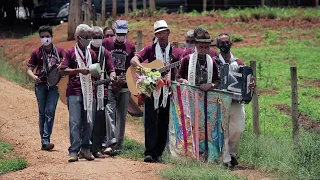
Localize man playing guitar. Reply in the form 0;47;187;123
130;20;182;163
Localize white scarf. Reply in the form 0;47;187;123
75;44;93;123
187;48;213;86
96;46;105;110
153;42;171;109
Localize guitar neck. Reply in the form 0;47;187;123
158;61;181;73
93;77;111;86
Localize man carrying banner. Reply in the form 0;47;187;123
60;24;98;162
130;20;181;163
214;33;255;168
176;28;220;89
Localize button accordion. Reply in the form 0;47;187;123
219;64;253;104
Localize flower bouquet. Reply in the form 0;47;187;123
135;67;161;97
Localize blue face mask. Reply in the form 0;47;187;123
185;42;191;48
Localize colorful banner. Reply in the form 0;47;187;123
169;82;233;162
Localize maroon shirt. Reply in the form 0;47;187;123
27;46;66;83
102;38;136;76
90;45;115;97
60;46;98;97
177;55;220;86
182;47;218;59
136;44;183;80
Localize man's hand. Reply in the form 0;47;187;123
200;83;213;91
78;68;90;75
180;79;188;84
249;77;255;90
32;75;41;84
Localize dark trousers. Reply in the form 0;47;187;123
144;95;170;158
91;97;107;153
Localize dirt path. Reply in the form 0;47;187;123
0;77;164;180
0;77;273;180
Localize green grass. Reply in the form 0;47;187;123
0;47;33;88
0;142;27;175
119;137;145;160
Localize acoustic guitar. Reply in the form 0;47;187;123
126;59;181;96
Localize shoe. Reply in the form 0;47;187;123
103;147;113;155
41;143;54;151
93;152;106;158
68;154;79;162
223;162;235;168
144;155;154;163
79;150;95;161
153;156;164;163
231;156;239;166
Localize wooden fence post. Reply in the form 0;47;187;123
112;0;117;18
250;61;260;136
212;0;215;10
101;0;106;26
137;31;143;51
291;66;299;145
143;0;147;10
133;0;137;11
125;0;129;16
316;0;319;8
149;0;155;10
203;0;207;12
261;0;265;7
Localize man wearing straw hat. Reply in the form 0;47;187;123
59;24;98;162
130;20;182;163
176;28;220;89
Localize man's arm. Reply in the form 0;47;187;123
27;67;41;83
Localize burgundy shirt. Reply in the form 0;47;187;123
60;46;98;97
91;45;115;97
27;46;66;83
136;44;183;80
177;55;220;86
182;47;218;59
102;38;136;76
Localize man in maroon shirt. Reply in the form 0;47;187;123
176;28;220;90
59;24;98;162
131;20;181;163
27;25;66;151
214;33;255;168
89;26;116;158
102;20;136;156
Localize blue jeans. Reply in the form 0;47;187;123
35;83;59;147
67;96;96;155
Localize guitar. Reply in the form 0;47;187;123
126;59;181;96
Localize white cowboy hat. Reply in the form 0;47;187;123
154;20;169;34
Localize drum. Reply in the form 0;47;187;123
47;64;62;87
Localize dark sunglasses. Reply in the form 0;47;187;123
105;34;115;38
40;35;51;38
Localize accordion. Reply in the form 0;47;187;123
219;64;253;104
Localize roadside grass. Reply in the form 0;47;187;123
0;141;27;175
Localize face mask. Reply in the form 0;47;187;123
185;42;191;48
115;35;126;43
41;37;52;46
91;39;102;48
219;42;231;53
79;39;91;47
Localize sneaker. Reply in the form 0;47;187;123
223;162;235;168
68;154;79;162
103;147;113;155
231;156;239;166
79;150;95;161
93;152;106;158
144;155;154;163
153;156;164;163
41;143;54;151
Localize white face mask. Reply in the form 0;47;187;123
41;37;52;46
91;39;102;47
115;35;126;43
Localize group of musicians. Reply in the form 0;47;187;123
27;19;254;168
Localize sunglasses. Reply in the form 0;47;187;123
40;35;51;38
79;36;92;40
105;34;115;38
